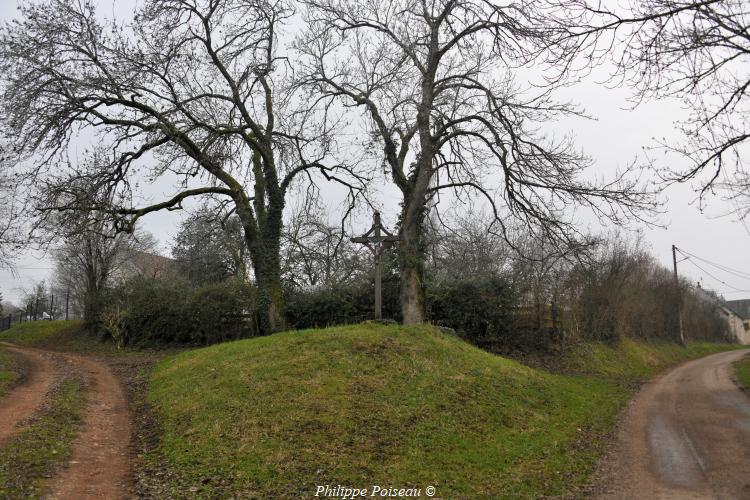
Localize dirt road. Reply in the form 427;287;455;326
0;346;56;445
47;352;132;500
0;345;132;499
595;348;750;499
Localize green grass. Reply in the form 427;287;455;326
0;320;156;357
0;350;19;398
552;337;744;380
734;354;750;390
148;323;740;498
0;378;87;498
5;321;736;497
0;321;83;346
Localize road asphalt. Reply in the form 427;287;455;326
595;348;750;499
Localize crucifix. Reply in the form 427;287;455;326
351;211;400;320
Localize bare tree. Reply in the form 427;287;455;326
172;208;250;284
20;281;50;321
297;0;655;323
0;143;24;269
0;0;366;332
576;0;750;207
53;215;155;330
281;202;367;288
425;212;514;282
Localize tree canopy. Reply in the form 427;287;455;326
573;0;750;211
297;0;657;322
0;0;366;331
172;210;249;284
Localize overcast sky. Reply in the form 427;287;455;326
2;0;750;305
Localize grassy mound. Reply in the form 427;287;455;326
147;323;738;498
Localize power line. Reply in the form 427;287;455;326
675;246;750;281
682;257;748;292
688;256;750;281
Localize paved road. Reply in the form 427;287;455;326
596;349;750;499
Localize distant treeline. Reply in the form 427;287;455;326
77;212;730;351
285;222;730;353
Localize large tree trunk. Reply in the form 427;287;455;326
83;280;104;334
83;241;103;331
255;267;285;333
398;69;436;325
399;210;426;324
238;180;287;334
253;230;286;333
257;166;287;333
398;168;432;325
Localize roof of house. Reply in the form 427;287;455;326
726;299;750;320
694;287;746;320
129;251;176;279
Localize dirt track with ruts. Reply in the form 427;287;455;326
0;343;132;499
594;348;750;499
0;345;56;445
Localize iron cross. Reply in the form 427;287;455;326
351;211;400;320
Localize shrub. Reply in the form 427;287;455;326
99;303;127;348
188;280;258;344
284;277;401;328
427;276;521;351
100;276;259;346
285;274;524;351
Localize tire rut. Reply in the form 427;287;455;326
0;343;133;499
46;352;132;500
0;344;57;446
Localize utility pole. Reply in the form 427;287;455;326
49;293;54;321
672;245;686;346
